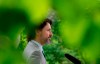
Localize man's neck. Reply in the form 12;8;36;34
33;37;44;46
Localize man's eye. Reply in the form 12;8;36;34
47;29;51;31
47;30;50;31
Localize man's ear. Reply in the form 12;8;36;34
36;30;41;36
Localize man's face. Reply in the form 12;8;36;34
39;22;53;44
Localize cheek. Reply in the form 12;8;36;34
43;31;49;37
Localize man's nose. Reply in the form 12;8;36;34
50;31;53;37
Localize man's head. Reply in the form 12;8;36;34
27;18;53;45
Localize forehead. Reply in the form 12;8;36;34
43;23;51;29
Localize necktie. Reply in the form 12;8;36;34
42;51;45;57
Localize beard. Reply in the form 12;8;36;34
46;38;51;44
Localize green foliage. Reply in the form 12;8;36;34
17;32;27;53
1;0;100;64
43;43;65;64
43;39;84;64
52;0;100;63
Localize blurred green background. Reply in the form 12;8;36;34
0;0;100;64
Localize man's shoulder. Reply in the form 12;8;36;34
24;41;41;53
23;41;41;60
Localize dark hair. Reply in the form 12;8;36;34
27;18;52;42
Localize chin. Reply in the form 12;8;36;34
46;40;51;44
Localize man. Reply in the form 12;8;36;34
23;18;53;64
